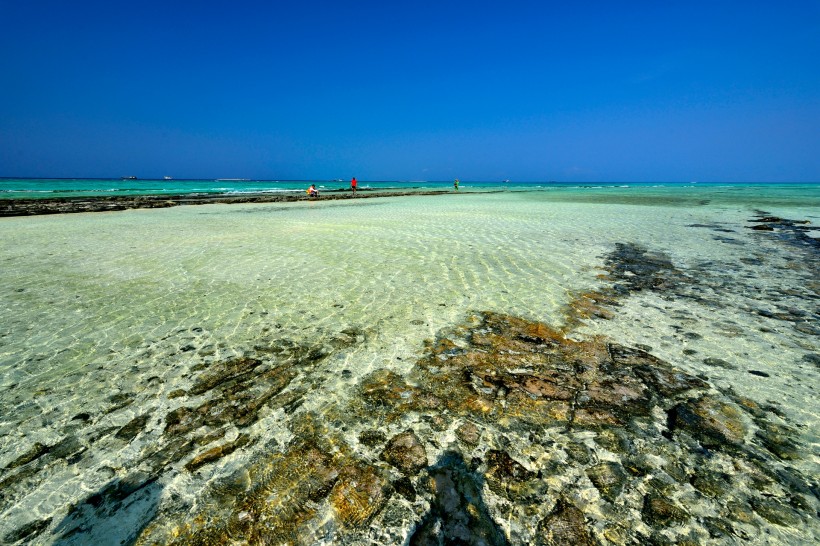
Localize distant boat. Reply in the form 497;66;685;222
121;176;137;180
164;176;173;180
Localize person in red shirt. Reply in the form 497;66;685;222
351;177;357;196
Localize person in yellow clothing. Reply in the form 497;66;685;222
454;179;459;191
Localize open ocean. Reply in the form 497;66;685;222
0;181;818;544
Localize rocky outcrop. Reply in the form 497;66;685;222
0;190;459;216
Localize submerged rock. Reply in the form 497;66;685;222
604;243;687;294
485;450;535;484
3;517;52;543
5;442;50;470
329;463;392;527
48;436;85;461
187;356;263;396
750;496;803;526
393;476;416;502
164;362;297;439
484;449;545;501
455;421;482;446
137;415;347;544
691;470;732;498
106;392;136;413
115;414;151;442
535;499;599;546
380;430;428;475
667;396;747;449
185;434;251;472
703;357;737;370
802;353;820;367
642;493;689;526
587;461;628;503
755;421;801;460
359;429;387;447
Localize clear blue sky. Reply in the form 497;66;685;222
1;0;818;181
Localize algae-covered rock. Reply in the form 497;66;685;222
3;517;52;543
535;499;599;546
485;450;535;483
137;415;346;544
330;463;392;527
668;395;747;449
115;414;150;442
642;493;689;526
188;356;263;396
755;421;801;460
455;421;481;446
564;442;592;465
750;496;803;526
691;470;732;498
5;442;50;469
359;429;387;448
484;449;547;502
48;436;86;461
359;369;424;422
380;430;428;475
393;476;416;502
604;243;686;294
185;433;250;472
586;461;628;502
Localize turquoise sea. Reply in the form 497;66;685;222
0;181;818;544
0;177;538;198
2;177;819;201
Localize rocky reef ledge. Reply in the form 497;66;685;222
110;308;816;545
0;189;463;217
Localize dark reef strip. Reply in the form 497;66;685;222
0;189;476;217
747;211;819;251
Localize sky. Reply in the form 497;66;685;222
1;0;818;182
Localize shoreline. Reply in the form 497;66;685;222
0;189;475;217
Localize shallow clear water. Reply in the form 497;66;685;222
0;186;818;544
